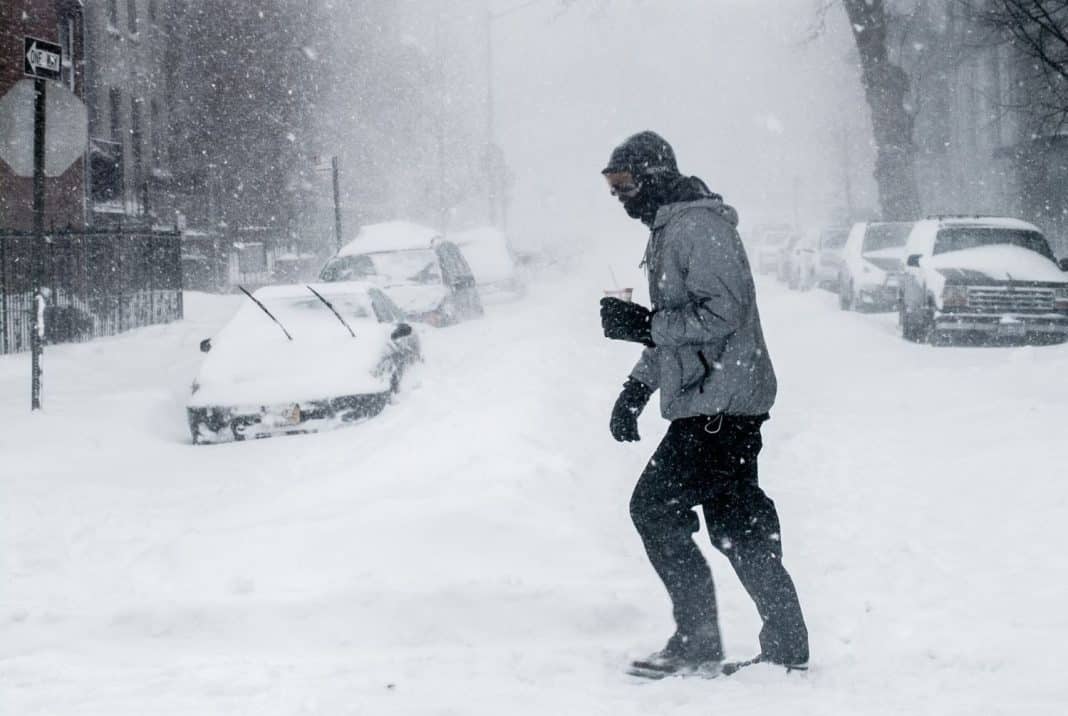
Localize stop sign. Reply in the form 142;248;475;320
0;79;88;177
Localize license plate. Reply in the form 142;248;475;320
264;403;301;426
997;323;1026;337
885;275;900;288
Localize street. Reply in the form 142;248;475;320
3;268;1067;715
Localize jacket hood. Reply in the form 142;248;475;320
653;192;739;230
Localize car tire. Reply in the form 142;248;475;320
903;298;934;343
901;302;921;342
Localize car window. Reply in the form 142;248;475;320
862;223;911;253
435;242;476;288
821;229;849;250
370;250;442;285
320;254;376;281
933;228;1053;259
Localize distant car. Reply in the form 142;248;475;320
778;231;818;290
899;217;1068;343
838;221;913;311
187;281;421;444
816;227;850;291
751;225;792;275
319;221;483;327
449;227;525;302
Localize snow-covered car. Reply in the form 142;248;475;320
899;217;1068;343
450;227;525;302
318;221;483;327
838;221;913;311
187;281;421;444
751;224;792;275
815;226;850;291
777;230;818;290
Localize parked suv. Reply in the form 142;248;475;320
899;217;1068;343
838;221;913;311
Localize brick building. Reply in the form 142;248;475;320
0;0;86;231
82;0;175;227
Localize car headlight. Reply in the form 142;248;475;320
942;285;969;309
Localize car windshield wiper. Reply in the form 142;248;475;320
238;286;293;341
305;285;356;338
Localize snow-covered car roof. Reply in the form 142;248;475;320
189;281;402;407
448;227;516;285
337;221;440;256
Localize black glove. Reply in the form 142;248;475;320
600;297;655;347
610;377;654;442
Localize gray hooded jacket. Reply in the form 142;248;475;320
629;197;777;419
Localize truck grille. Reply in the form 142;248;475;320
967;286;1055;314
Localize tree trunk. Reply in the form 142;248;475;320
842;0;922;221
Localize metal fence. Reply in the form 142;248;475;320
0;229;183;355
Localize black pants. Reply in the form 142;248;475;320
629;414;809;663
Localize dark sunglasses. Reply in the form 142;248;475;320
604;172;641;198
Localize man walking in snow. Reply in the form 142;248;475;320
599;131;809;678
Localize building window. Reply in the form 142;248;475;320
127;0;138;34
108;0;119;27
109;87;123;142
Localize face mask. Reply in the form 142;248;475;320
621;179;669;225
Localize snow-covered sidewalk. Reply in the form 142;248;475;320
2;274;1067;715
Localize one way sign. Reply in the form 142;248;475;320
24;37;62;80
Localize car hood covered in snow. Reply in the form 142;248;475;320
927;245;1068;284
189;283;395;407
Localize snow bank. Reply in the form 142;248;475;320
3;266;1068;715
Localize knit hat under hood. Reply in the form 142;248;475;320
601;131;678;178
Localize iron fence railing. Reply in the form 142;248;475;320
0;229;183;355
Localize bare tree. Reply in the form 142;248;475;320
841;0;923;221
963;0;1068;132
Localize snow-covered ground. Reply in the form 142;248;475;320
3;268;1067;715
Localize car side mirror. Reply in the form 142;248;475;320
390;323;412;340
1058;257;1068;272
199;338;212;353
906;254;922;268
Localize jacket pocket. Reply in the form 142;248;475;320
676;348;710;393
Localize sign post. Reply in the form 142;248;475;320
24;37;63;411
